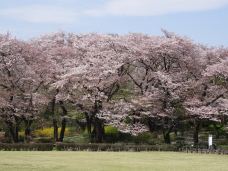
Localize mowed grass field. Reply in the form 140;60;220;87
0;151;227;171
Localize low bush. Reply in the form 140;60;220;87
105;126;119;135
133;132;155;145
55;143;177;152
219;145;228;150
63;134;90;143
175;136;187;148
0;143;53;151
216;138;228;146
33;137;54;143
117;132;134;142
104;126;120;143
0;142;185;151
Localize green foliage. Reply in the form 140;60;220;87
104;126;159;144
117;132;134;142
208;124;226;137
68;111;85;120
112;87;133;100
104;126;120;143
63;134;90;143
124;116;133;124
18;131;24;137
171;101;186;119
105;126;118;134
133;132;155;145
213;76;227;86
219;145;228;150
173;106;185;118
175;136;187;148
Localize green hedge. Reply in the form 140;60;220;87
0;143;178;151
1;143;228;152
0;143;53;151
55;143;177;152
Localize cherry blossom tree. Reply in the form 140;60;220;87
51;33;134;142
0;34;47;142
99;31;200;142
183;48;228;145
30;32;79;142
98;31;228;144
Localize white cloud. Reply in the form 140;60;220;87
1;0;228;24
0;5;78;23
86;0;228;16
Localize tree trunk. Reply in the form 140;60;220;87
85;112;92;135
6;121;19;143
14;117;21;143
147;118;155;132
58;101;67;142
50;97;59;142
163;131;171;144
59;117;67;142
53;118;58;142
92;118;104;143
162;122;174;144
15;124;19;143
193;120;200;146
24;120;33;143
87;119;92;135
7;122;16;143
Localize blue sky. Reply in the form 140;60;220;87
0;0;228;46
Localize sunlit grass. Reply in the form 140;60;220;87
0;151;227;171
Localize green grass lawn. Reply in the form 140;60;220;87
0;151;227;171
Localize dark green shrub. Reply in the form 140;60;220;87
218;145;228;150
134;132;155;145
156;144;177;151
118;132;134;142
0;143;178;151
63;135;90;143
55;143;177;152
18;135;25;142
33;137;54;143
175;136;186;148
0;143;53;151
104;126;120;143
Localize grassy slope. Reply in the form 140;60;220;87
0;151;227;171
